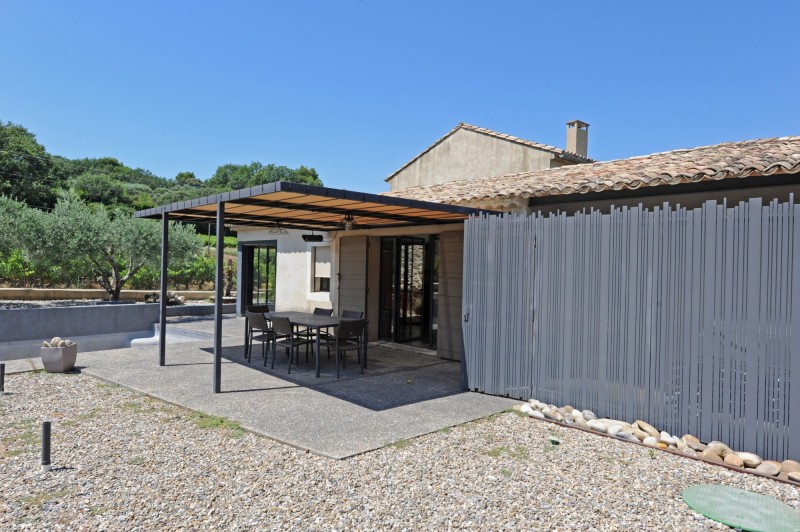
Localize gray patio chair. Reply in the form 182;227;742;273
270;316;314;373
245;310;272;363
340;309;364;319
300;307;334;359
244;304;270;358
324;319;366;378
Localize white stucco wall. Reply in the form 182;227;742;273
237;228;335;313
387;128;559;191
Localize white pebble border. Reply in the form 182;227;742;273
2;371;799;529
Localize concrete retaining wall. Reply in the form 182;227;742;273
0;303;161;343
0;288;214;301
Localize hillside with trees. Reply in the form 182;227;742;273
0;120;323;297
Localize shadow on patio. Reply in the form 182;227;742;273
204;343;463;411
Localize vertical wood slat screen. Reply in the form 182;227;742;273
462;197;799;460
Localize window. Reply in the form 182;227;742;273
312;246;331;292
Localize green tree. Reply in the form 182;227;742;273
20;193;201;300
72;172;128;205
208;162;323;189
175;171;202;187
0;121;58;208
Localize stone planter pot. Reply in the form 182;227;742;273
40;343;78;373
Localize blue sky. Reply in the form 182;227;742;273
2;1;798;193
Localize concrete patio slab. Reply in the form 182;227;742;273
38;315;517;459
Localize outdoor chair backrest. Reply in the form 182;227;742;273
313;307;333;316
246;311;269;331
336;319;364;340
271;316;294;337
340;309;364;319
247;304;270;313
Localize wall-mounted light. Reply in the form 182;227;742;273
342;214;355;231
269;223;289;235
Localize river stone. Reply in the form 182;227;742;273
520;404;535;415
701;450;723;463
782;460;800;474
688;441;707;452
531;410;545;420
599;419;633;433
682;448;698;457
656;442;668;449
723;453;744;468
706;444;728;457
788;471;800;483
737;452;762;468
573;417;589;430
674;438;688;451
632;429;649;441
633;420;659;438
643;436;659;447
563;405;574;413
581;410;597;421
587;420;608;434
608;425;623;437
659;431;676;446
545;409;564;422
617;431;638;443
707;441;731;451
755;462;780;476
557;407;568;417
682;434;700;445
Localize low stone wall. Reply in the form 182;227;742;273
0;288;213;301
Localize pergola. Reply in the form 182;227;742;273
135;181;491;393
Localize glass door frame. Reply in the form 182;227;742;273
239;240;277;313
378;235;439;348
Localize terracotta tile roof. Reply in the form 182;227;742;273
385;123;594;182
383;136;800;205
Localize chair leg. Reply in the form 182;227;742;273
247;334;253;363
287;346;292;374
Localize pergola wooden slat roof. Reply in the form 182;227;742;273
135;181;494;230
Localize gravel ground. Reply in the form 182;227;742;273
2;371;799;530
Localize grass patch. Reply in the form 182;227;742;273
89;506;107;516
438;427;452;434
96;382;119;389
389;438;412;450
188;412;245;438
484;445;506;458
484;445;529;460
500;468;511;477
19;490;69;510
121;402;144;410
128;456;145;465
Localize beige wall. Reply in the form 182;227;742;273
437;231;464;361
388;128;558;192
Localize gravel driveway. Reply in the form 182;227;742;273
2;371;799;530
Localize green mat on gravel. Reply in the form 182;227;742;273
683;484;800;532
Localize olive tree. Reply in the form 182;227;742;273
22;194;200;300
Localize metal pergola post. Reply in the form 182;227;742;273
159;213;169;366
213;202;225;393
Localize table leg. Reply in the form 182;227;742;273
362;324;368;371
315;326;321;378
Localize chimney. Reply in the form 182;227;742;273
566;120;589;157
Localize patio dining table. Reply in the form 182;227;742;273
266;311;366;378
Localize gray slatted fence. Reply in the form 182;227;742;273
462;197;800;460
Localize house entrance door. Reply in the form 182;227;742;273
378;236;438;347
